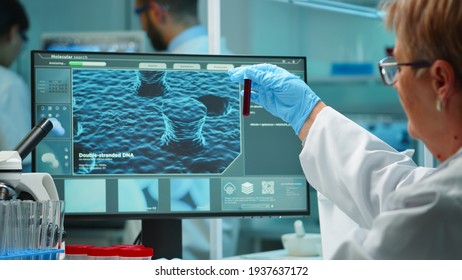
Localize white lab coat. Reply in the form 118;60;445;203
301;107;462;259
0;66;31;166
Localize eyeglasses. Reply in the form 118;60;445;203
134;1;170;16
378;56;431;86
135;3;149;15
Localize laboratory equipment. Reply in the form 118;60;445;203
64;244;93;260
31;51;311;259
86;246;119;260
0;118;58;201
40;31;146;53
281;220;321;257
242;78;251;116
229;63;320;134
118;246;154;260
0;118;65;260
348;113;414;153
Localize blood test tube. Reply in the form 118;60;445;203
243;78;251;117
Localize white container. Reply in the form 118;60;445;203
64;244;93;260
86;246;119;260
118;247;154;260
281;233;322;257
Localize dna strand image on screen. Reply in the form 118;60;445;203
71;69;241;175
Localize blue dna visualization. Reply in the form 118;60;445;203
71;69;241;175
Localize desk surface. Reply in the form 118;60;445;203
225;249;323;260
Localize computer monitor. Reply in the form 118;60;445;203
31;51;309;258
40;31;146;52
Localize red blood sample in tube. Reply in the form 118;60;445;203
243;79;251;117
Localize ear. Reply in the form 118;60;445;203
6;24;19;43
149;1;167;24
430;60;456;105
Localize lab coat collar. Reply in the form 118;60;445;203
444;146;462;165
168;25;207;53
426;146;462;177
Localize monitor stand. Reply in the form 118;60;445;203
142;218;182;259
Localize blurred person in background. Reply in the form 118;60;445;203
0;0;31;171
135;0;231;54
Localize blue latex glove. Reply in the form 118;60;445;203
228;63;320;134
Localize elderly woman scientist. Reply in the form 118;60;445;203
229;0;462;259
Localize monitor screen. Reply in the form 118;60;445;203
40;31;146;52
31;51;309;220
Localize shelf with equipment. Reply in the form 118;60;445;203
273;0;383;19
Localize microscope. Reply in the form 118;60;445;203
0;118;65;260
0;118;58;201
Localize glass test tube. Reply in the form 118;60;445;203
242;78;251;117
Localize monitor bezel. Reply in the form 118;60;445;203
31;50;311;221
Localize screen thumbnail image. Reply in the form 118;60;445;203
118;178;159;212
36;104;71;139
36;140;71;175
71;69;241;175
221;177;307;211
64;179;106;213
170;178;210;211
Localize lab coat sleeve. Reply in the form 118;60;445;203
332;159;462;260
316;192;361;259
300;107;432;229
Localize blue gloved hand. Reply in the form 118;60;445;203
228;63;320;134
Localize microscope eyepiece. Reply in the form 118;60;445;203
14;118;53;161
